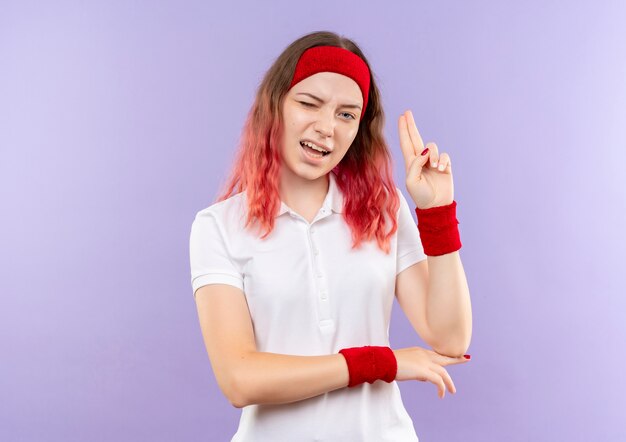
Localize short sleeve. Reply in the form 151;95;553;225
189;211;244;299
396;188;427;275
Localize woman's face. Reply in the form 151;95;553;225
279;71;363;181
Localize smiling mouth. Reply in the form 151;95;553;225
299;141;330;158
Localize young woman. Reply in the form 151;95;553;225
189;30;472;441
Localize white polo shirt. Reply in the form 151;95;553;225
189;171;427;441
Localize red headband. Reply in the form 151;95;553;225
289;45;370;121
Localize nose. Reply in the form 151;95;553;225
313;110;334;138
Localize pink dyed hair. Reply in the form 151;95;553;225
215;31;400;254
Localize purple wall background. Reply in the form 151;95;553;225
1;1;625;441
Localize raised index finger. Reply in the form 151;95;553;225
405;110;425;153
398;115;416;172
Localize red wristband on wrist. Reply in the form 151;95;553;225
338;346;397;388
414;200;462;256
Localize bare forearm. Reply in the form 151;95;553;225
426;250;472;355
233;351;350;407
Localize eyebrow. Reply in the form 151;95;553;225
295;92;362;110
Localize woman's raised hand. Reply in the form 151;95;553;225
398;110;455;210
393;346;470;399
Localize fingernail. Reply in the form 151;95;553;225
463;354;471;360
420;148;429;156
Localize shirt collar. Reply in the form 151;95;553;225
276;171;344;218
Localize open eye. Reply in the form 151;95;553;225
340;112;356;120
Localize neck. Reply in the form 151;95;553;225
279;167;330;212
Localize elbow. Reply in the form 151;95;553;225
227;370;251;409
228;384;246;409
215;370;248;409
226;383;246;409
431;336;472;358
230;396;247;409
223;352;259;408
430;322;472;358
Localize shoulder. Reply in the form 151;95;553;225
194;191;247;224
191;192;251;244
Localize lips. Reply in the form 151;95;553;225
300;139;332;153
300;141;330;157
300;141;328;161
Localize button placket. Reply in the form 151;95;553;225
310;229;322;278
308;225;330;314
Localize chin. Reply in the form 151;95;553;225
296;167;327;180
289;162;327;180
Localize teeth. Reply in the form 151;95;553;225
301;141;329;154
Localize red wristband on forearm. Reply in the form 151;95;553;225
414;200;462;256
338;346;397;388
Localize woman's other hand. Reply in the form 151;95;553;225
393;346;470;399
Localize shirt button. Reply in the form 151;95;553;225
320;291;327;299
311;228;315;234
317;273;322;278
314;248;319;255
